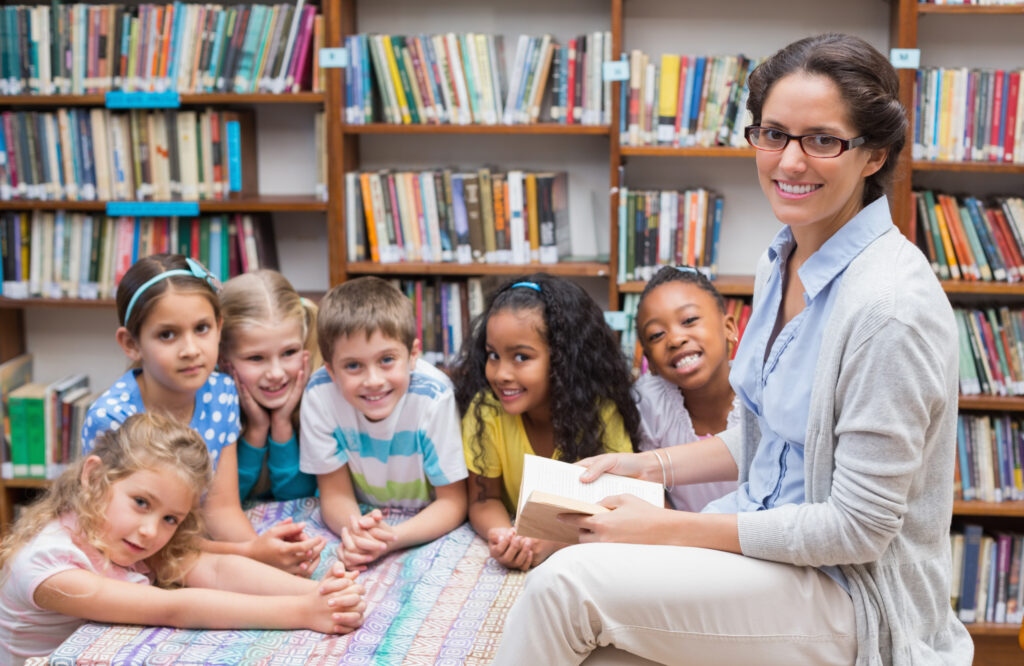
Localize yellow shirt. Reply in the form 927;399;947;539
461;392;634;515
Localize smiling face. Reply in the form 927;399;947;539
756;71;886;242
638;281;736;394
326;329;419;422
118;289;221;409
484;308;551;423
96;467;194;568
223;319;306;412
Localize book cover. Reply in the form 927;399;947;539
0;353;32;479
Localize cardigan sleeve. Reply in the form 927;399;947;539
736;317;953;566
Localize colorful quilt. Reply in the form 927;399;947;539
46;499;525;665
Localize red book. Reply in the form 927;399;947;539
565;38;577;125
209;111;222;198
975;312;1006;390
1003;71;1020;163
986;207;1023;281
288;6;318;92
990;69;1005;162
674;192;686;264
227;217;240;276
190;217;201;259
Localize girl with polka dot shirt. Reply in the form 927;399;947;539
82;254;324;576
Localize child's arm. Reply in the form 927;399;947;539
382;480;467;551
33;561;364;635
267;433;318;500
466;473;535;570
317;465;363;538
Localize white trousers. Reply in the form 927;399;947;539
492;543;857;666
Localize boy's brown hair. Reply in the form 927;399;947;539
317;276;416;363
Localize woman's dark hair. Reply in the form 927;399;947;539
116;254;220;336
639;266;726;318
452;274;642;493
746;33;907;206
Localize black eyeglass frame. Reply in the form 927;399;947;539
744;125;867;158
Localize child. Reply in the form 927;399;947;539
220;270;319;502
82;254;323;576
0;413;365;664
633;266;741;511
452;274;642;570
299;277;468;569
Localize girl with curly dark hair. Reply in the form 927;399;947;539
452;273;641;571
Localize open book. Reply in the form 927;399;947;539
514;455;665;544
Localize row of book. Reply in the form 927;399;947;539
951;526;1024;625
0;2;323;96
621;52;758;148
911;190;1024;283
616;187;724;283
390;278;487;367
343;31;612;126
0;108;255;202
956;306;1024;398
957;413;1024;503
0;354;94;481
616;293;751;373
0;211;278;300
912;67;1024;163
345;169;570;266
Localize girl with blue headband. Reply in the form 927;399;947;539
81;254;323;577
452;273;641;570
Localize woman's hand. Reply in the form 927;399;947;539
487;527;534;571
270;350;310;443
559;494;678;545
575;451;653;483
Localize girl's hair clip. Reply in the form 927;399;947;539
124;258;220;324
510;281;542;292
674;266;699;274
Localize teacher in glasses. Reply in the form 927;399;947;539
493;33;972;666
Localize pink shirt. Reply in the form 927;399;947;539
0;515;149;665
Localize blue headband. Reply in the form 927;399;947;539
124;258;219;324
510;281;541;292
674;266;699;275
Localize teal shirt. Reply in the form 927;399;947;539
237;433;316;502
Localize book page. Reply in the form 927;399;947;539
516;454;664;517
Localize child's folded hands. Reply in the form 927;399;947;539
337;509;397;570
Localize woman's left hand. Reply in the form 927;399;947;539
559;494;679;545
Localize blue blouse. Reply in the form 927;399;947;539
703;196;895;591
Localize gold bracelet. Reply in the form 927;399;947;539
664;447;675;488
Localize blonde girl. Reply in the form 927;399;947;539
219;269;320;502
82;254;322;576
0;413;364;664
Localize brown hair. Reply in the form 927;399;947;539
116;254;221;337
0;413;213;588
317;276;415;363
745;33;907;206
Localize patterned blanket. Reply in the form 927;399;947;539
46;499;525;665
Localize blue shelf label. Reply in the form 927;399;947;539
319;47;348;69
227;121;242;193
105;91;182;109
106;201;200;217
603;60;629;82
889;48;920;70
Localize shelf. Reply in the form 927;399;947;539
0;92;325;106
0;290;325;310
941;280;1024;296
346;261;610;278
918;5;1024;16
343;123;610;135
0;477;52;489
912;160;1024;174
959;395;1024;411
618;274;755;296
963;623;1023;638
953;500;1024;517
0;195;327;213
620;146;756;158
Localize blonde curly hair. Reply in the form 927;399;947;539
0;412;212;588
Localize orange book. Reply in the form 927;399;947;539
525;173;540;259
931;201;962;280
686;190;699;266
938;194;976;280
359;173;380;262
158;4;175;85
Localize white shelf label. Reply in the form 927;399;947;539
320;47;348;69
603;60;629;82
889;48;920;70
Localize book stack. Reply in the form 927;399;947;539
950;526;1024;626
955;306;1024;398
911;191;1024;283
390;277;486;368
0;2;323;96
343;31;611;126
0;211;278;299
619;52;759;148
912;67;1024;163
0;108;257;202
956;413;1024;503
346;169;571;265
616;187;724;282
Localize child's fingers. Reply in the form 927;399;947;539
340;527;359;553
332;610;366;629
367;526;397;542
326;591;363;608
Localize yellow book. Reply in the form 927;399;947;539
358;174;380;263
525;173;540;259
932;202;962;280
657;54;681;144
382;36;412;124
938;69;953;162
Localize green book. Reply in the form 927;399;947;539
199;218;211;267
9;382;46;478
220;217;230;281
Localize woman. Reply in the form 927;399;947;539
492;34;972;666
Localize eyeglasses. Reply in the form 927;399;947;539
744;125;867;158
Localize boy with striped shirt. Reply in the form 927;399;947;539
299;277;468;568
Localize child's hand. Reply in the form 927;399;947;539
303;563;366;633
337;509;397;570
487;527;534;571
270;350;309;437
248;517;327;576
528;537;565;568
234;370;271;436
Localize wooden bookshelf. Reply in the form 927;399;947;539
918;4;1024;16
0;195;327;213
941;280;1024;296
959;395;1024;412
346;261;610;278
342;123;610;135
617;274;755;296
619;146;756;158
954;500;1024;517
0;92;325;107
911;160;1024;174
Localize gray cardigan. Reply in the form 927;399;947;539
718;226;974;665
